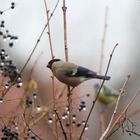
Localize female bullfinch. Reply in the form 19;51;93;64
47;59;111;87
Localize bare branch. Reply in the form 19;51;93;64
99;6;109;75
99;75;130;140
105;87;140;139
54;109;68;140
62;0;68;62
79;43;118;140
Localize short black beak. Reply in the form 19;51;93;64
46;64;50;68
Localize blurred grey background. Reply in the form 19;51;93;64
0;0;140;140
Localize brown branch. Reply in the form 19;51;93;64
1;0;60;98
44;1;59;139
44;0;56;109
99;75;130;140
21;0;60;73
98;7;109;136
54;109;67;140
99;6;109;75
105;88;140;139
20;25;46;75
44;0;55;59
79;43;118;140
23;108;42;140
62;0;68;62
62;0;72;139
67;86;73;140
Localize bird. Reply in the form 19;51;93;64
47;59;111;88
94;83;118;107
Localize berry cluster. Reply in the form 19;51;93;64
0;2;15;15
0;21;18;47
1;127;19;140
0;49;22;88
24;128;38;140
0;2;18;47
47;100;89;130
78;101;86;111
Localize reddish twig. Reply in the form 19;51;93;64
79;43;118;140
105;88;140;139
54;109;67;140
62;0;68;62
99;75;130;140
1;0;60;98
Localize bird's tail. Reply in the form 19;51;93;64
94;74;111;80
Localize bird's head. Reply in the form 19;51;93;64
47;58;61;69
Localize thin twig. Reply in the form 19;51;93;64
54;109;67;140
30;110;49;127
62;0;68;62
105;88;140;139
21;0;60;72
106;125;120;139
79;43;118;140
125;130;140;137
62;0;72;139
23;108;42;140
99;75;130;140
44;1;59;139
67;86;72;140
1;0;60;98
98;6;109;135
44;0;56;110
99;6;109;75
44;0;55;59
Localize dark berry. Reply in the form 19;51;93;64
0;11;3;15
9;42;14;47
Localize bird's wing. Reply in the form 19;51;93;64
64;69;76;77
65;66;97;77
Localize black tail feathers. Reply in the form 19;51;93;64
94;74;111;80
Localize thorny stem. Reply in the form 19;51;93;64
99;75;130;140
54;109;68;140
79;43;118;140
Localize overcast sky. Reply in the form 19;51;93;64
0;0;140;86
